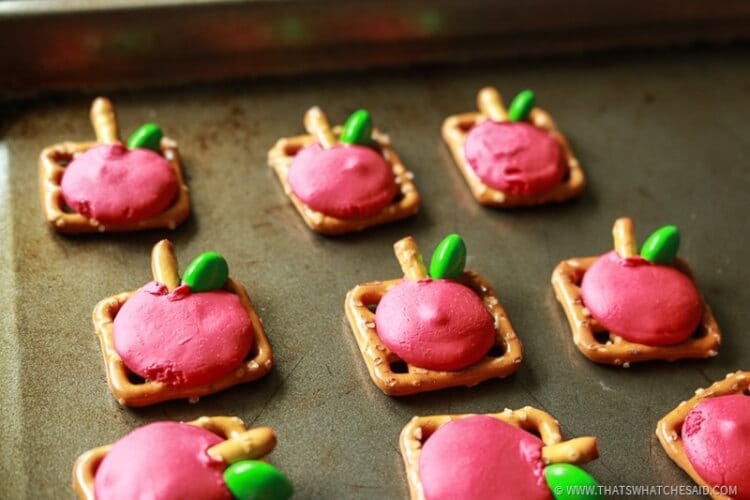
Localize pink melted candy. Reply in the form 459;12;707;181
61;143;178;223
94;422;231;500
113;282;253;387
287;143;397;219
464;120;566;196
375;279;495;371
682;394;750;500
580;251;702;346
419;415;552;500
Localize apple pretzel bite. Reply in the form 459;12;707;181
400;407;600;500
656;371;750;500
73;417;290;500
93;240;272;407
268;106;420;234
442;86;585;208
39;97;190;233
552;217;720;365
345;234;522;396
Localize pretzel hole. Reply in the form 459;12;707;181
127;370;146;385
243;341;260;361
52;151;73;168
283;143;303;156
593;331;611;344
458;120;475;133
49;168;65;187
418;426;437;444
359;292;382;314
392;188;405;203
561;167;571;182
389;360;409;374
61;200;78;214
690;327;706;339
523;426;543;439
571;267;588;287
675;423;685;439
486;343;506;357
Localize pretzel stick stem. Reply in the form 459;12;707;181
477;87;508;122
207;427;277;464
90;97;120;144
613;217;638;258
542;436;599;465
151;240;180;291
393;236;428;281
304;106;337;149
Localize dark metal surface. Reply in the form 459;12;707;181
1;47;749;498
2;0;750;96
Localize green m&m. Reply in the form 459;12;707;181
640;225;680;264
182;252;229;293
127;123;164;151
508;89;536;122
429;234;466;280
340;109;373;146
544;463;602;500
224;460;293;500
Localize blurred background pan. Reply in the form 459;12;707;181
1;0;750;96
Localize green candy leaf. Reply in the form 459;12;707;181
182;252;229;292
224;460;293;500
429;234;466;280
127;123;163;151
508;89;535;122
640;225;680;263
544;463;602;500
340;109;373;146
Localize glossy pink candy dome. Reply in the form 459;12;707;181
375;279;495;371
287;143;397;219
464;120;566;196
61;143;178;223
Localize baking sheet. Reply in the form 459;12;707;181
1;46;749;498
3;0;750;96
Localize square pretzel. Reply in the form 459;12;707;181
268;126;420;235
441;109;585;207
72;416;276;500
551;256;721;366
344;270;522;396
400;407;566;500
38;138;190;233
656;371;750;500
92;278;273;407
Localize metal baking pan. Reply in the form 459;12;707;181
2;0;750;96
1;46;748;498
